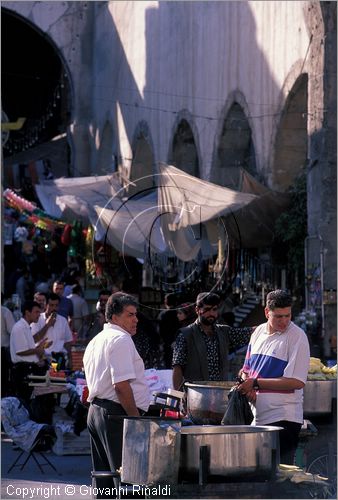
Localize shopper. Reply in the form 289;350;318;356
52;280;73;324
10;300;52;401
31;293;73;370
67;284;89;338
86;289;111;340
158;293;180;368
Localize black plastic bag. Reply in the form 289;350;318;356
221;387;254;425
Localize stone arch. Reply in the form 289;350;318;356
271;73;308;191
95;120;117;174
168;111;200;177
211;94;257;188
2;7;73;174
128;121;155;197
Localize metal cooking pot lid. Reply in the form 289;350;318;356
124;416;181;421
185;381;235;389
180;425;283;434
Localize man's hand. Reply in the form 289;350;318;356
244;389;257;403
237;377;256;395
35;340;47;358
42;339;53;349
46;313;57;327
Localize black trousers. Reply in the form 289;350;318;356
87;399;127;499
268;420;302;465
1;347;12;396
11;361;49;402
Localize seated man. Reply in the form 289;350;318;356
10;300;52;401
31;293;73;370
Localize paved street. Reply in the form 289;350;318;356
1;433;93;500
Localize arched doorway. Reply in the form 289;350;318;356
172;119;199;177
1;8;71;182
272;74;308;191
96;120;116;175
128;124;155;197
212;102;257;188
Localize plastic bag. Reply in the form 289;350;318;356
221;387;254;425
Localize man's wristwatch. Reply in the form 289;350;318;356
252;378;260;390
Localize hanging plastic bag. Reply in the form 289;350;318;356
221;387;254;425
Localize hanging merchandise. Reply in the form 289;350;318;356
4;189;65;232
85;225;96;281
61;224;73;246
14;225;29;242
69;220;84;257
4;222;14;245
22;240;34;255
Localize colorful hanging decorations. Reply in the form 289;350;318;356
4;189;36;212
69;220;84;257
61;224;72;246
85;225;98;281
3;188;65;232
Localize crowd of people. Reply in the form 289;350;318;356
2;277;311;495
1;272;218;402
82;288;310;498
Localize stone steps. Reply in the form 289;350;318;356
233;293;260;327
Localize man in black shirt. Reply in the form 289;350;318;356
172;292;254;390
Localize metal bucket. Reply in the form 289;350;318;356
179;425;281;481
121;417;181;485
303;380;335;416
185;381;234;424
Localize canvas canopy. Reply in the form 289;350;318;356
35;164;289;260
217;166;290;247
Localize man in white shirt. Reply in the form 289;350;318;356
83;292;150;494
31;293;73;370
238;289;310;464
10;300;52;401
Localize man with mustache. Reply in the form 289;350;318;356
172;292;254;390
83;292;150;497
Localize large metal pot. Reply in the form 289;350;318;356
121;417;181;485
185;381;234;424
303;380;335;416
179;425;281;481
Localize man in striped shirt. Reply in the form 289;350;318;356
237;289;310;464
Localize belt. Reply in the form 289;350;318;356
92;397;146;416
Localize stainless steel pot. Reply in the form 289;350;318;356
185;381;234;424
179;425;281;481
121;417;181;485
303;380;335;416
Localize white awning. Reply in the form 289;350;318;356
35;164;289;257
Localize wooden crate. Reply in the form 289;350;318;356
52;427;91;456
71;347;85;371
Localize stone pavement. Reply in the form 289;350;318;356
1;434;93;500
